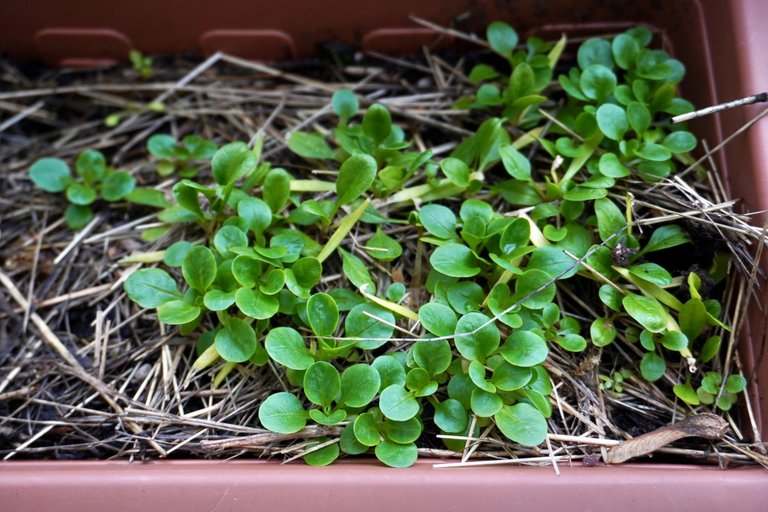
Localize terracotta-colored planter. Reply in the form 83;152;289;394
1;1;767;510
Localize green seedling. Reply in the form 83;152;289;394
130;50;153;79
28;149;149;228
117;24;744;468
147;134;218;178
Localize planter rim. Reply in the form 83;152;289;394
2;459;767;512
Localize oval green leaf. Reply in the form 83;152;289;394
265;326;314;370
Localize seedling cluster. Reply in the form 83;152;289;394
29;23;747;466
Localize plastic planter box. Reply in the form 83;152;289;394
1;1;767;510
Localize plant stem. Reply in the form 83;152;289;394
193;343;220;370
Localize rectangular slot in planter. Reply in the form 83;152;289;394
1;0;767;510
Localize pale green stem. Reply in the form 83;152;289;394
193;343;220;370
290;180;337;193
317;199;370;263
119;251;165;264
213;362;237;388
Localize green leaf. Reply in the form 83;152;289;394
362;103;392;144
124;188;168;208
340;248;375;293
306;293;339;337
353;412;382;447
235;287;279;320
623;294;667;333
182;246;216;291
471;388;503;417
213;225;248;258
662;131;697;153
446;281;484;314
171;181;206;218
305;406;342;425
29;158;72;192
635;143;672;162
500;330;548;367
340;423;369;454
303;361;341;407
557;333;587;352
412;339;452;375
373;355;406;390
627;101;651;135
64;204;93;229
336;153;377;205
629;262;672;286
515;269;556;309
580;65;617;101
594;197;626;245
163;241;193;267
75;149;106;183
303;438;339;466
379;384;419;421
477;83;502;105
440;158;470;187
725;374;747;394
231;255;261;288
265;327;314;370
258;392;307;434
640;352;666;381
454;312;500;361
203;289;236;311
237;197;272;233
99;171;136;201
434;399;469;433
215;317;257;362
673;381;700;405
211;142;257;185
612;33;639;70
491;362;532;391
155;298;200;325
468;359;495;393
661;330;689;351
494;403;548;446
641;225;690;253
332;89;359;124
382;417;422;444
418;303;457;337
419;204;458;240
430;243;480;278
291;257;322;289
375;440;418;468
468;63;500;83
486;21;518;58
259;269;285;296
147;134;177;158
700;335;721;363
345;303;395;350
509;63;535;98
578;38;614;69
287;131;335;159
124;268;179;308
340;364;381;407
65;183;97;206
183;135;217;159
262;168;292;212
590;318;617;347
499;144;531;180
596;103;628;141
364;228;402;261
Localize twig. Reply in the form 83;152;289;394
672;92;768;123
